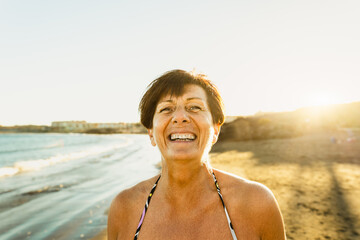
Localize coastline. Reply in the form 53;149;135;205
0;134;160;240
2;132;359;239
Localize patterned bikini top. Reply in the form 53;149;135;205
133;171;238;240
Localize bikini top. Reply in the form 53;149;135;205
133;171;238;240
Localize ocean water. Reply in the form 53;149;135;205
0;133;160;240
0;133;133;177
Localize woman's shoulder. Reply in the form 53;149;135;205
213;169;285;239
112;175;160;206
109;175;161;217
107;175;160;240
213;168;275;202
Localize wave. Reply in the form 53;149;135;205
0;139;131;178
0;144;62;155
0;138;100;154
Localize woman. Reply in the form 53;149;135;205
108;70;286;240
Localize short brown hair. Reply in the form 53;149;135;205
139;69;225;129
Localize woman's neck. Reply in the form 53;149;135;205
161;156;211;180
159;158;214;206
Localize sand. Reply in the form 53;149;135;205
4;132;357;239
211;131;360;240
93;131;360;240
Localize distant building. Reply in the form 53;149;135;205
51;121;89;131
50;121;145;133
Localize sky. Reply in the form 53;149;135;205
1;0;359;126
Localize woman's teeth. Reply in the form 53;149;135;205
170;133;196;141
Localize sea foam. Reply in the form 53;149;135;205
0;140;131;178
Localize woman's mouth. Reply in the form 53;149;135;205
169;133;197;142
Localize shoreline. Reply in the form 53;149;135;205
0;134;160;240
2;132;359;239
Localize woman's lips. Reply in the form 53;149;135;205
169;133;197;141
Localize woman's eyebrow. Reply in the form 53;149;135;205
187;97;205;101
158;97;204;104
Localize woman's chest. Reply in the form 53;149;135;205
135;203;259;240
138;212;232;240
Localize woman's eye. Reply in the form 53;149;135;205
188;106;202;112
159;107;172;113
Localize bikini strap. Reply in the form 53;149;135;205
211;171;238;240
133;172;238;240
134;175;161;240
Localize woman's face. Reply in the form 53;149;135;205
148;84;220;162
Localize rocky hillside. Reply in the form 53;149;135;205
219;101;360;141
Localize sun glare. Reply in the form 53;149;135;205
305;93;342;108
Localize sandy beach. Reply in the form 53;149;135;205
211;131;360;240
1;132;359;240
92;131;359;240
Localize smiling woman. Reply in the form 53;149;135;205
107;69;286;240
149;84;220;164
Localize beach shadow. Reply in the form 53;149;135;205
213;133;360;166
326;164;359;238
211;133;360;239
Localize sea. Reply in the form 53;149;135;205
0;133;137;177
0;133;160;240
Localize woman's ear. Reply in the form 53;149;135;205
148;129;157;147
212;124;221;144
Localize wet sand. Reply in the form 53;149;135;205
0;135;160;240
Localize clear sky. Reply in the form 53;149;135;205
1;0;359;126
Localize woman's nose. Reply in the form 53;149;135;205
172;108;190;123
